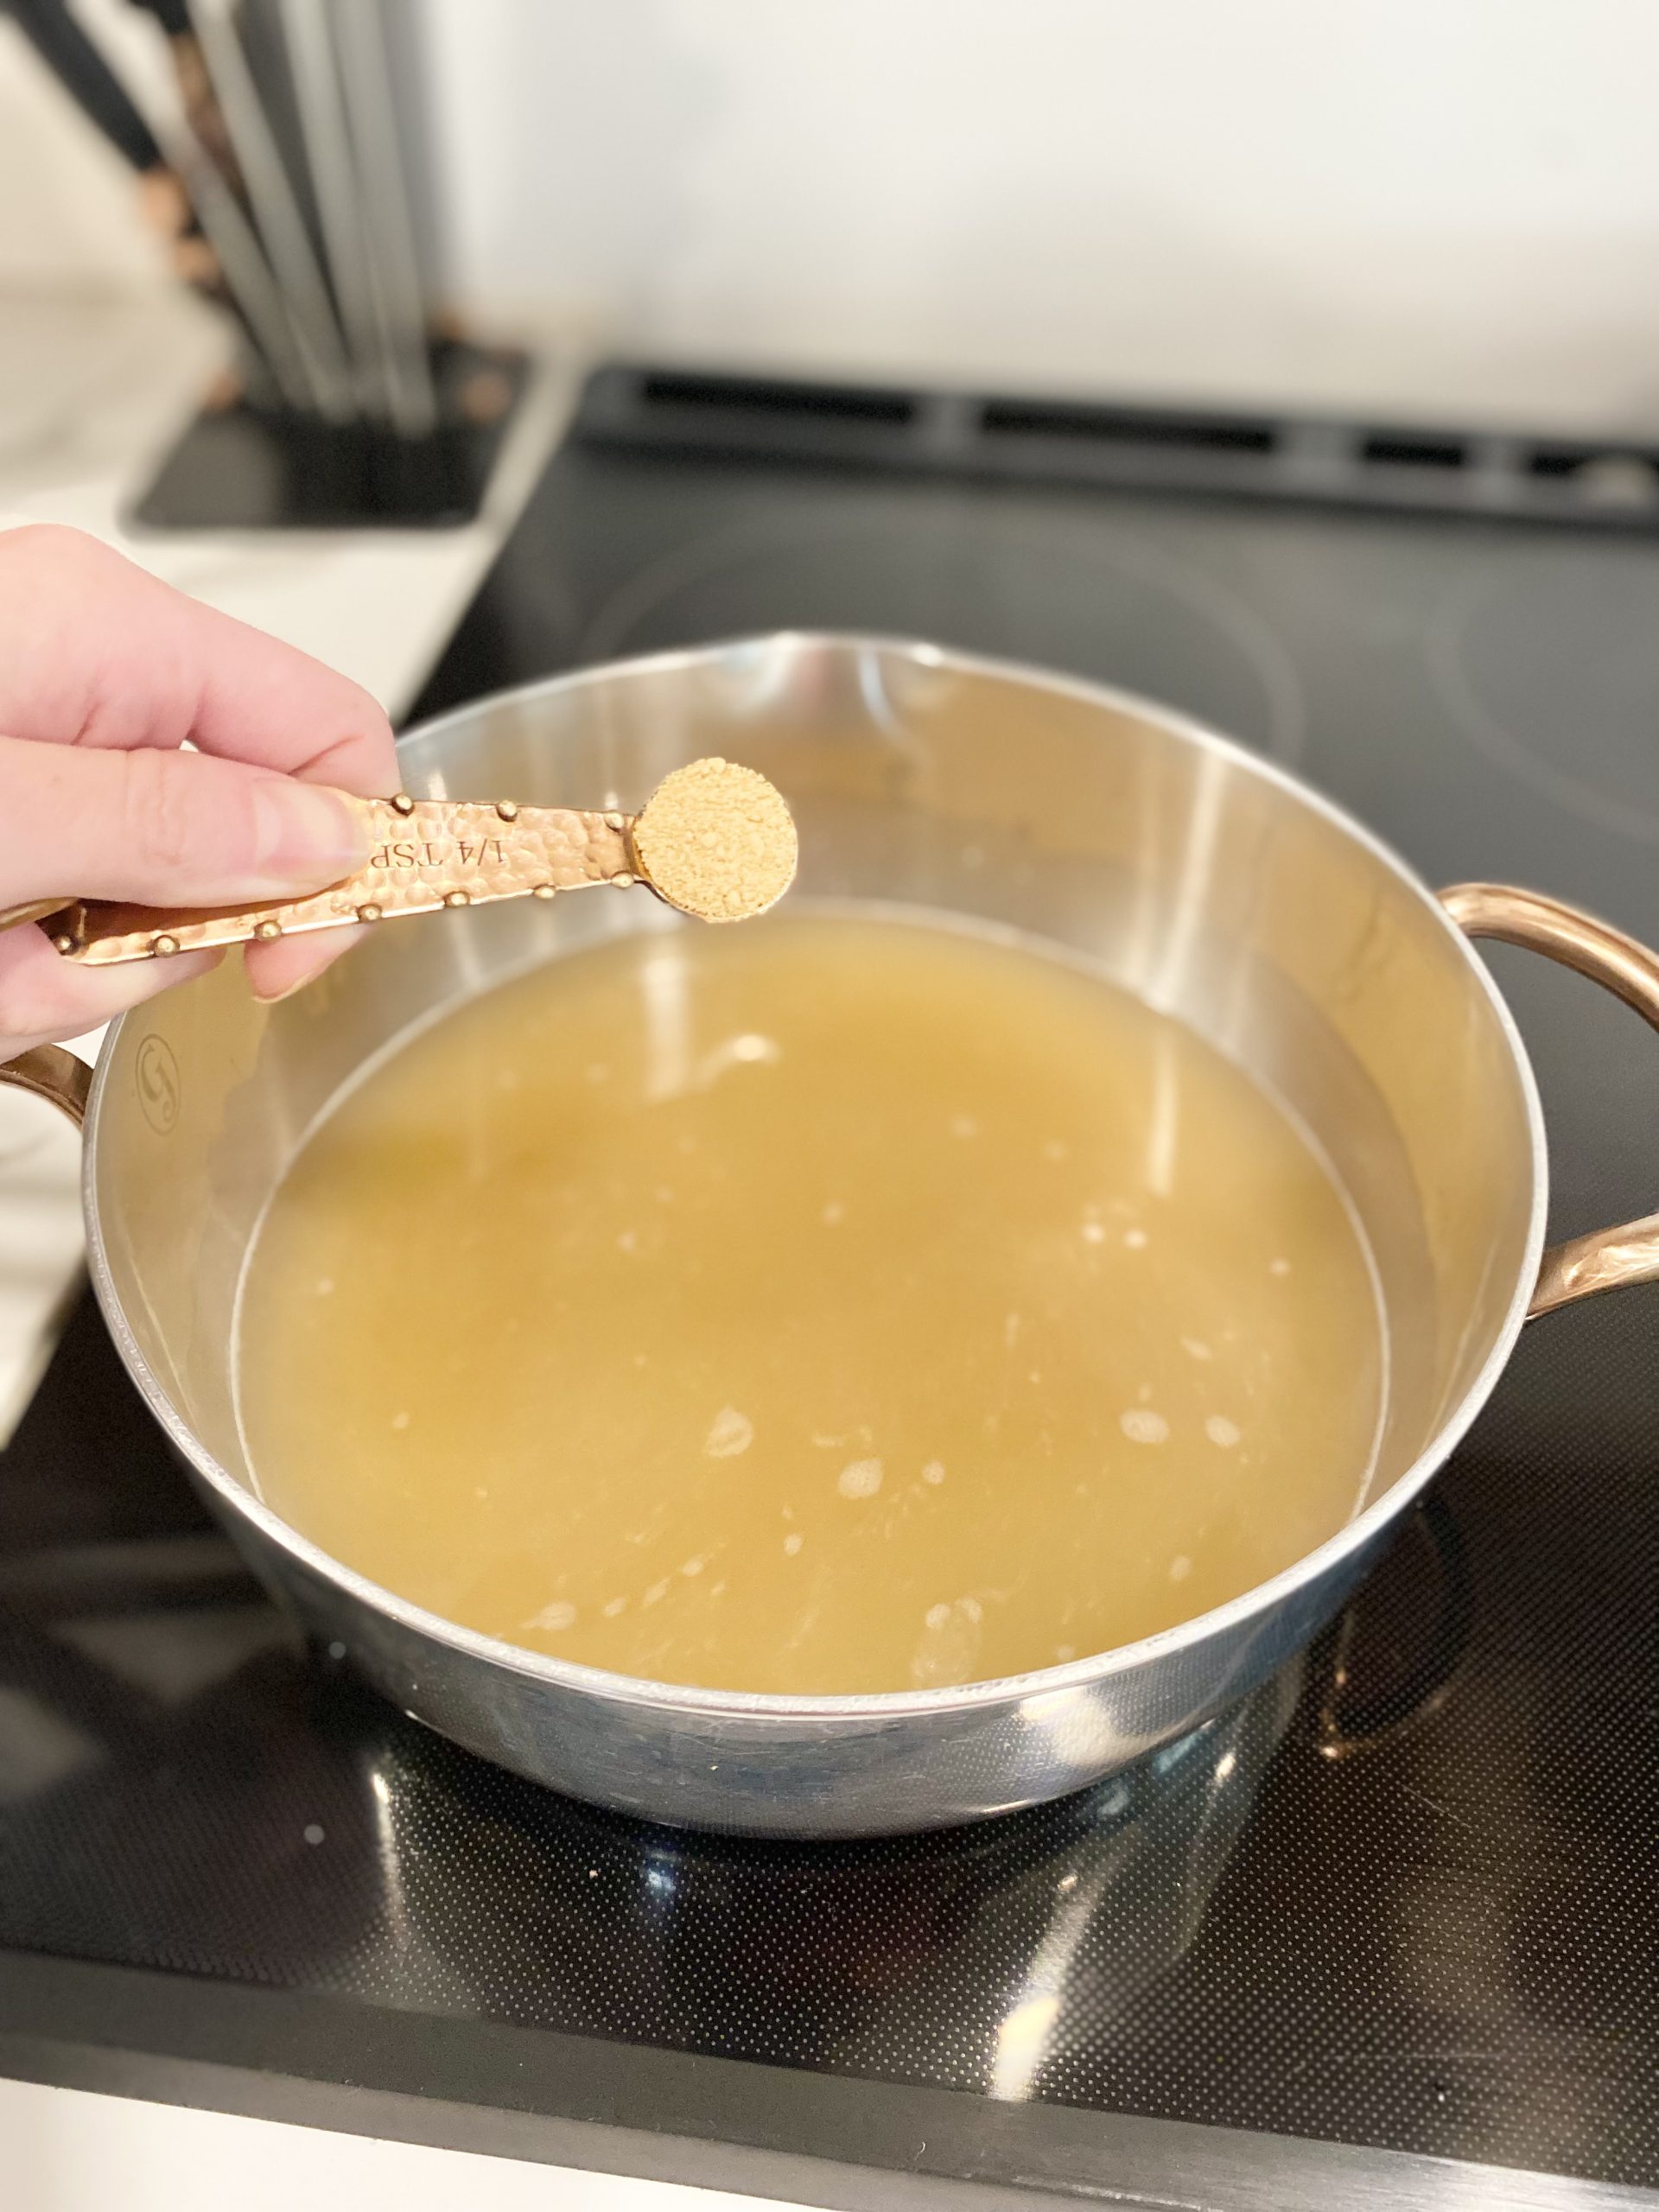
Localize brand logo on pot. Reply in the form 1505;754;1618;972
134;1034;181;1135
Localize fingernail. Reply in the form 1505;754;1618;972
251;971;315;1006
251;781;369;890
248;923;367;1004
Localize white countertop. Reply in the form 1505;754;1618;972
0;290;574;715
2;2078;792;2212
0;286;575;1447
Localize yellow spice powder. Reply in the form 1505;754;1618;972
631;757;798;923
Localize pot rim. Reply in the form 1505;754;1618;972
81;632;1550;1723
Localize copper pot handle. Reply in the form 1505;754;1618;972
0;1045;92;1131
1440;881;1659;1318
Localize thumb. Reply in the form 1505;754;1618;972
0;735;369;908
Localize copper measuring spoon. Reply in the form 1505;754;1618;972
0;758;798;968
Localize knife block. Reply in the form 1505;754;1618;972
130;338;528;531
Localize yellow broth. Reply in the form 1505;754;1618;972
237;912;1383;1694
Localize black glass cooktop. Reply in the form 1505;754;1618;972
3;375;1659;2206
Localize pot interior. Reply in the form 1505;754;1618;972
88;637;1539;1609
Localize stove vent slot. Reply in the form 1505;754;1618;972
980;399;1276;456
1357;432;1468;470
639;372;916;427
1527;447;1588;480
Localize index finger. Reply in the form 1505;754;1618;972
0;524;399;795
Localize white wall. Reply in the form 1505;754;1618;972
420;0;1659;431
8;0;1659;431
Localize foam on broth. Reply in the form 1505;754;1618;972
236;912;1384;1695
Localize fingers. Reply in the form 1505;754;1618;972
0;899;361;1053
0;922;219;1061
244;922;367;1004
0;524;399;794
0;524;404;1041
0;734;368;908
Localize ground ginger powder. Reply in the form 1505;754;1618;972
631;758;798;923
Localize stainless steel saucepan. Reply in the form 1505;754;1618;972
6;634;1657;1837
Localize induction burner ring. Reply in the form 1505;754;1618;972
579;507;1307;764
1429;553;1659;847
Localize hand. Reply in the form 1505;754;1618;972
0;524;399;1059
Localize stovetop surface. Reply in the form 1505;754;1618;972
4;401;1659;2196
